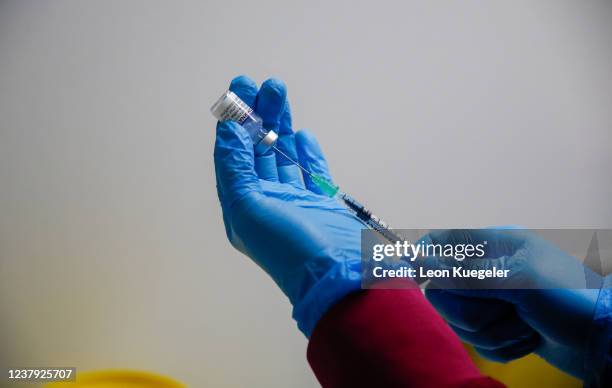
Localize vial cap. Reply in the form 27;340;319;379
254;130;278;154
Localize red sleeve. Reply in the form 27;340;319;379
307;280;504;388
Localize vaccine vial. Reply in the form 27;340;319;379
210;91;278;154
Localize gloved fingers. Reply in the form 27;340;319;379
416;254;460;289
213;77;258;234
229;75;258;106
219;75;259;191
253;79;290;182
255;79;304;187
450;314;539;350
425;229;526;258
425;289;514;332
227;76;278;181
277;157;304;187
278;97;292;135
254;151;279;182
418;247;525;291
534;341;584;377
255;78;286;132
416;253;491;289
214;121;261;208
474;335;541;363
295;129;333;195
276;104;304;187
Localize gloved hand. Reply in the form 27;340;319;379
419;229;602;378
214;76;366;337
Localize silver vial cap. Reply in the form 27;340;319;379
254;130;278;154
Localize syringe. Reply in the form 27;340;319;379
272;145;404;244
211;90;403;244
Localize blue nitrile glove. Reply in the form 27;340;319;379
214;76;366;337
419;229;602;379
583;276;612;388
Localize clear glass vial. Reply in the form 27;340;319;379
210;91;278;154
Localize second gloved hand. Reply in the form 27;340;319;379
420;229;602;378
214;76;367;337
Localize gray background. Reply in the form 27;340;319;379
1;1;611;387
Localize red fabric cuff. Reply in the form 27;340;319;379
307;280;505;388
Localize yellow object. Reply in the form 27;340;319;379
467;345;581;388
45;370;185;388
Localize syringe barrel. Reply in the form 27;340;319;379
210;91;278;154
339;193;371;219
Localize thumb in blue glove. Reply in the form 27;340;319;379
214;76;367;337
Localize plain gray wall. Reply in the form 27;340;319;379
1;1;611;386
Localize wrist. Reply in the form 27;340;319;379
292;258;361;337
